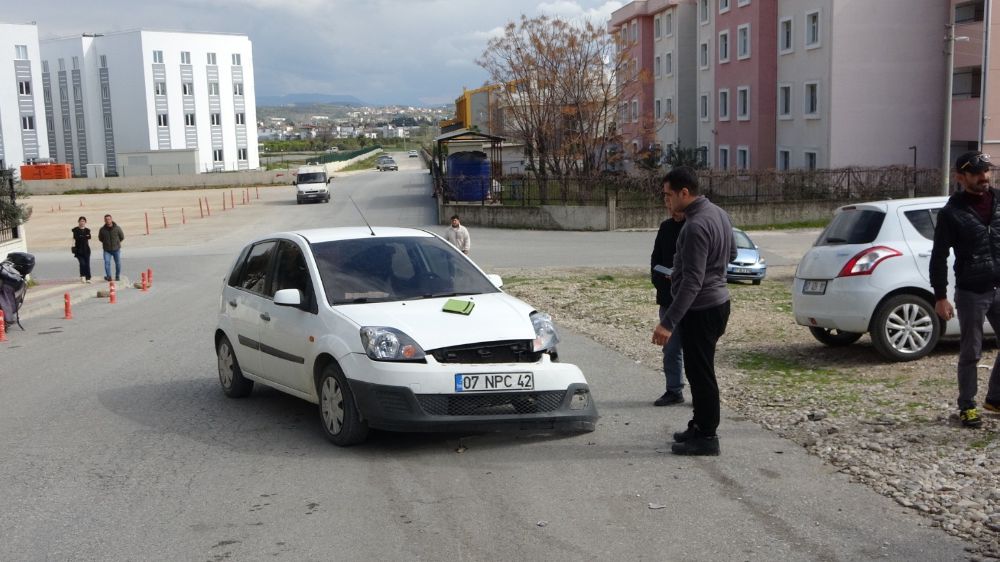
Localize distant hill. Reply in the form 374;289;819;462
257;93;366;107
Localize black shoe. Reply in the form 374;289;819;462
115;276;120;281
673;420;697;442
960;407;983;428
104;276;111;281
654;390;684;407
671;434;720;456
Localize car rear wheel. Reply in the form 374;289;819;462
808;327;863;347
318;363;369;446
870;294;940;362
217;335;253;397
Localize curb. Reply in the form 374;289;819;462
15;276;132;324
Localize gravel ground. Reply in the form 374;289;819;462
500;264;1000;560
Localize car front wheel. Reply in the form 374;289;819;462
217;335;253;397
318;363;369;446
870;294;940;361
808;327;863;347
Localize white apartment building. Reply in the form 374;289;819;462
651;2;698;156
40;29;259;176
695;0;715;166
0;23;50;171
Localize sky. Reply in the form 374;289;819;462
3;0;623;106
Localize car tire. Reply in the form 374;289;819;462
217;335;253;398
318;363;369;446
870;294;940;362
808;327;863;347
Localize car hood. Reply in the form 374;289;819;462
335;292;538;350
731;248;759;265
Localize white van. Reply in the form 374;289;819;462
294;165;331;204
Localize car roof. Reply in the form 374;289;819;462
297;165;326;173
254;227;436;245
837;196;948;212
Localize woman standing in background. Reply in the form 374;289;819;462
72;216;92;283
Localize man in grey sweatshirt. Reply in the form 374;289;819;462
652;166;735;455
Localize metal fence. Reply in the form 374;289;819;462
0;169;19;244
439;166;943;208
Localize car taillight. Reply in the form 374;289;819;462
837;246;902;277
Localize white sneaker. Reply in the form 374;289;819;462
85;279;93;284
81;276;87;284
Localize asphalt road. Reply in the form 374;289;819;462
0;159;967;561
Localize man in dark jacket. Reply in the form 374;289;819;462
930;150;1000;428
650;204;685;406
98;214;125;282
653;166;736;456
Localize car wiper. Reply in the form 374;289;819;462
420;291;478;299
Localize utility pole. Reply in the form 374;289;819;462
909;145;917;198
943;11;956;196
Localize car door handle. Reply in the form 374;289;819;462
228;299;237;307
917;252;931;258
260;312;271;322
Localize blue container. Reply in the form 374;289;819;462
446;151;490;201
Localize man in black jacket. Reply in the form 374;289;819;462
650;204;685;406
930;150;1000;428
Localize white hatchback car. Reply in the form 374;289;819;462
215;227;598;445
792;196;990;362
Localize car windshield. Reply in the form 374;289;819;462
298;172;326;184
733;230;755;249
311;236;499;305
815;209;885;246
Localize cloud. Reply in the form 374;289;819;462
538;0;623;23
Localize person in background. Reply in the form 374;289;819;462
445;214;471;255
72;216;92;284
98;214;125;282
650;201;686;406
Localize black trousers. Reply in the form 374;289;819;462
679;300;731;436
76;253;91;280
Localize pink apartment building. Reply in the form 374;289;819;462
610;2;657;159
952;0;1000;162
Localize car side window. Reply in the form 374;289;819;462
236;241;277;296
904;209;937;241
227;246;252;287
271;241;316;311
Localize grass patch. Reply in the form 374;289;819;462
340;155;382;172
741;218;831;231
969;432;997;449
63;187;124;195
738;351;865;386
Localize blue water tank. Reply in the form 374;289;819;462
446;151;490;201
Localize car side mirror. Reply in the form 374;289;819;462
486;274;503;289
326;178;332;184
274;288;303;308
292;180;297;186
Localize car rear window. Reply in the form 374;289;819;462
815;209;885;246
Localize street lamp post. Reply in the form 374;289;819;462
943;10;971;195
909;145;917;198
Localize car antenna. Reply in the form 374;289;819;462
348;195;376;236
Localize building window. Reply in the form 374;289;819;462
208;82;219;96
700;94;710;121
104;115;113;130
42;60;49;73
181;51;191;64
806;11;821;48
58;58;65;72
779;18;793;53
620;27;627;46
631;99;638;122
665;12;673;36
59;85;68;100
655;55;661;77
15;44;28;60
182;82;193;96
213;149;224;162
232;53;242;66
100;55;108;68
778;149;790;171
157;114;168;127
211;113;222;126
631;21;637;42
804;81;819;116
737;146;749;169
719;0;730;13
778;84;792;117
238;148;248;161
152;50;163;63
76;115;84;130
665;97;673;117
718;89;730;121
737;24;751;59
234;82;244;96
719;30;730;63
700;42;709;69
72;56;79;70
17;81;31;96
700;0;709;23
185;113;196;126
654;17;661;39
956;2;986;23
655;99;662;120
101;84;110;100
154;81;167;96
235;112;246;125
73;85;82;100
719;146;729;169
699;145;710;167
21;115;35;130
954;68;983;98
44;87;51;103
805;151;818;170
665;52;673;76
738;0;750;6
737;86;750;120
207;52;217;65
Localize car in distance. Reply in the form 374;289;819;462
408;150;419;158
791;196;983;362
215;227;599;446
727;228;766;285
293;165;331;204
377;158;398;171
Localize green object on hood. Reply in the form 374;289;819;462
442;299;475;315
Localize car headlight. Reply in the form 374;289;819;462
530;312;560;352
360;327;426;361
758;257;767;265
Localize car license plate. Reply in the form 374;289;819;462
455;373;534;392
803;280;827;295
734;267;754;274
